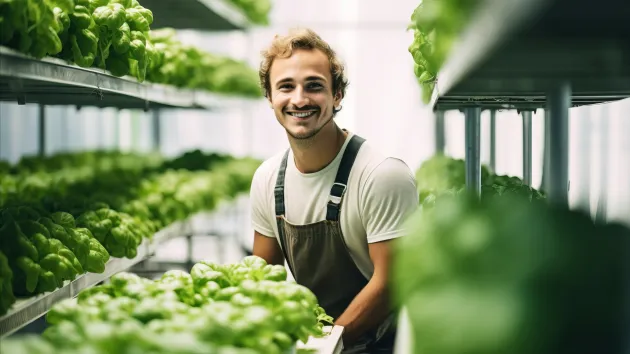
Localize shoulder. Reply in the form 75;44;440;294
352;138;416;188
365;157;416;187
360;156;417;204
350;139;419;243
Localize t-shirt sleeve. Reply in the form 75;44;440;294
250;164;276;238
360;158;419;243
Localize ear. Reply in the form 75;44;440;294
333;90;343;107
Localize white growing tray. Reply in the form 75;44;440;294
297;325;344;354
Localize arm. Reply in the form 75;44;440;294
249;161;286;266
335;158;419;345
334;239;394;345
253;231;285;265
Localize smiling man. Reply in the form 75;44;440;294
250;28;418;353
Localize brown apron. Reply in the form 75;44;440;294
274;135;397;353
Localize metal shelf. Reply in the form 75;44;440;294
0;218;190;337
140;0;250;31
430;0;630;111
0;47;239;111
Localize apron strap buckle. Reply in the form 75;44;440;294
329;182;347;205
327;182;347;220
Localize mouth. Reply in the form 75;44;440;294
286;110;318;119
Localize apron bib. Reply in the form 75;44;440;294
274;135;397;353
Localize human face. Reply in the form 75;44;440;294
268;48;342;140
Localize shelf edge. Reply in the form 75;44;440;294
430;0;550;110
0;218;190;337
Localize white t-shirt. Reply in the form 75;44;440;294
250;133;419;278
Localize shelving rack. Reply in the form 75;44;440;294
428;0;630;204
0;218;191;337
399;3;630;350
0;0;259;338
0;48;244;111
140;0;251;31
132;0;259;275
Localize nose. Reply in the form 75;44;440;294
289;87;309;108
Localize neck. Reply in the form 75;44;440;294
290;122;348;174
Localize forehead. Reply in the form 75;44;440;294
269;48;331;83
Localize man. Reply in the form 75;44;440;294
250;28;419;353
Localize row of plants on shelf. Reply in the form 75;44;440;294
0;0;262;97
0;149;261;316
396;154;629;353
415;154;546;208
407;0;481;103
1;255;334;353
148;28;261;97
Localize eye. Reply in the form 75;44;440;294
278;84;293;91
306;82;323;91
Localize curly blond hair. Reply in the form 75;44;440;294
259;28;349;100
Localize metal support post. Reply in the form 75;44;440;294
521;110;533;186
489;109;497;173
435;110;446;154
544;83;571;205
151;110;161;152
540;109;549;192
463;107;482;196
38;105;45;156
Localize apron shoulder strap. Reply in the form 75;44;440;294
274;149;290;217
326;135;366;221
273;149;297;279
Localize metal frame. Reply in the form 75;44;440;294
435;110;446;154
430;0;630;112
437;82;573;206
409;0;630;350
426;0;630;208
0;218;192;337
544;83;571;205
38;105;45;157
0;47;243;110
521;110;534;186
0;3;258;336
463;107;482;196
142;0;251;31
489;109;497;173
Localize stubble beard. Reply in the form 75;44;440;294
285;112;335;148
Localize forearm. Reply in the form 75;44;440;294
252;231;285;265
334;277;391;345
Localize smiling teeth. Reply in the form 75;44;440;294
290;112;315;118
